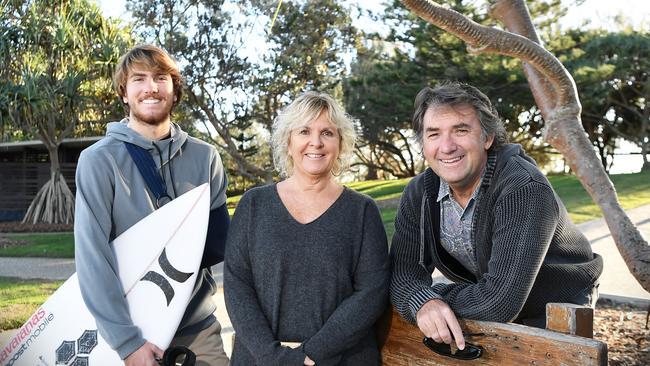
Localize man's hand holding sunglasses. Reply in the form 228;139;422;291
415;298;465;351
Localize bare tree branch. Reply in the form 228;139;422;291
401;0;579;110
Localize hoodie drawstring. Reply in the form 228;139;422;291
168;141;178;198
152;142;177;205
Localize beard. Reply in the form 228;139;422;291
130;99;174;126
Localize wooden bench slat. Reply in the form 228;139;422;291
378;308;607;366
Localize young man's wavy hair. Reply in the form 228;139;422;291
412;82;508;150
113;44;183;114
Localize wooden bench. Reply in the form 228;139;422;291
377;303;607;365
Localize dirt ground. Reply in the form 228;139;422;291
595;299;649;365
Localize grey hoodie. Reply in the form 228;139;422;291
74;119;227;359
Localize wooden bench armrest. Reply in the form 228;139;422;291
378;304;607;365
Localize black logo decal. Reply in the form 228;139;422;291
55;341;75;364
140;248;193;306
69;357;89;366
141;271;174;306
77;330;98;354
55;330;97;365
158;248;193;282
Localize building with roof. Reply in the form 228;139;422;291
0;137;101;221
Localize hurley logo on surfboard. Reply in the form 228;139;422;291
141;248;194;306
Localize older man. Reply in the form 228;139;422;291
389;82;602;351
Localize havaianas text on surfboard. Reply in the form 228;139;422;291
1;307;55;365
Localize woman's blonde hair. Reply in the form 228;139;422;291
272;91;357;178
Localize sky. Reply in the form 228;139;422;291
95;0;650;30
563;0;649;30
94;0;649;71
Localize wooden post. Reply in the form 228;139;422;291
546;303;594;338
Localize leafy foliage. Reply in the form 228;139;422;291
344;0;570;178
128;0;358;187
250;0;358;175
0;0;133;223
553;28;650;171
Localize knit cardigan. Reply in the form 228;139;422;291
390;144;603;324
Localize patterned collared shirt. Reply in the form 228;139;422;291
437;177;483;277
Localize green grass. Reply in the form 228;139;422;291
0;277;63;330
0;233;74;258
224;178;412;209
345;178;412;201
549;171;650;223
380;207;397;240
223;171;650;241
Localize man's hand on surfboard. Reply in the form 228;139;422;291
125;341;164;366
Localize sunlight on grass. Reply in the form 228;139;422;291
549;171;650;223
225;177;413;208
346;178;412;201
0;278;63;330
226;195;241;207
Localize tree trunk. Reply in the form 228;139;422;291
400;0;650;293
186;90;274;182
22;144;75;224
641;140;650;172
489;0;557;112
366;165;379;180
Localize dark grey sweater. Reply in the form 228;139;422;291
390;144;603;324
224;185;389;366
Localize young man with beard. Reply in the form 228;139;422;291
74;45;230;366
390;82;602;352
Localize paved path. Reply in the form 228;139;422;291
0;257;75;280
2;204;650;353
579;204;650;304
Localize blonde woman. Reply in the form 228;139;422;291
224;91;389;365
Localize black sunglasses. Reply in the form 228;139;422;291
423;335;484;360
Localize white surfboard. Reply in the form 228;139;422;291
0;183;210;366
